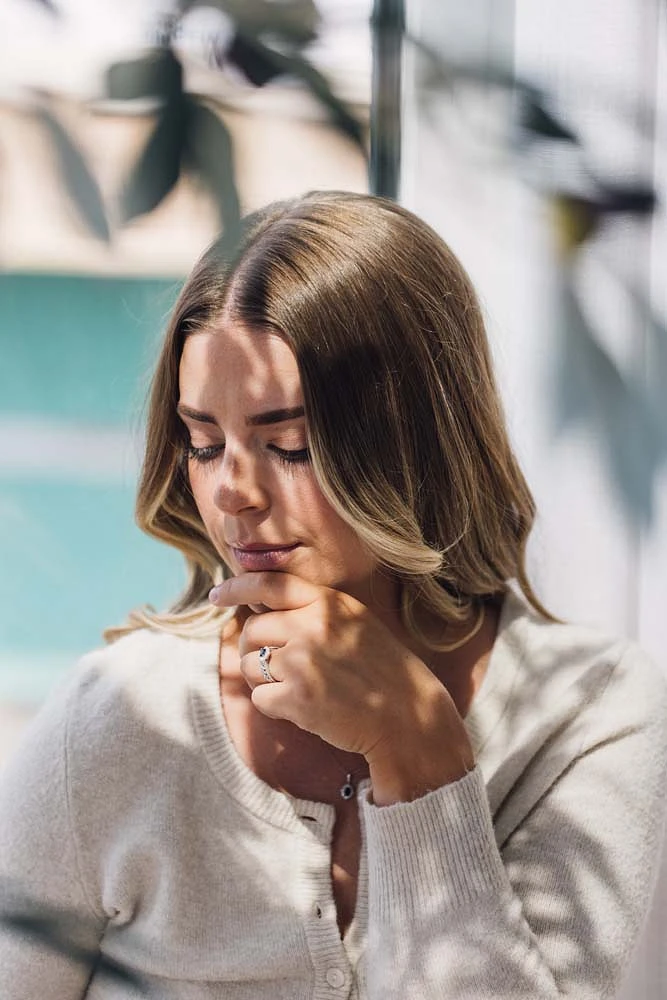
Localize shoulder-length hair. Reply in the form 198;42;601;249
107;191;550;643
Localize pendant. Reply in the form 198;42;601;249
340;775;355;800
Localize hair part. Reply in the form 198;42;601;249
105;191;552;644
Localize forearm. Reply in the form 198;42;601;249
363;767;562;999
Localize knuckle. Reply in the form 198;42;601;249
241;611;258;636
337;590;360;617
285;648;313;698
323;590;349;623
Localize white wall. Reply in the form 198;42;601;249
402;2;667;995
403;0;667;651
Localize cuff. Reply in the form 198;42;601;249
362;766;509;920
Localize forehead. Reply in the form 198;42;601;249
178;321;302;407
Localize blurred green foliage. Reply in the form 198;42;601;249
32;0;367;248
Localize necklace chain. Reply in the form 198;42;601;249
298;729;367;800
320;746;368;800
219;604;485;800
340;775;357;801
282;719;368;800
217;642;367;800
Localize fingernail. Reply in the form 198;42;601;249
209;585;224;604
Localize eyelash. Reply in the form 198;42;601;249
186;444;223;464
186;443;311;468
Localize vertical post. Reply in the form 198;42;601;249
369;0;405;199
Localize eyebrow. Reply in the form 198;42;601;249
177;404;305;427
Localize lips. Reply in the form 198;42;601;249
228;542;300;572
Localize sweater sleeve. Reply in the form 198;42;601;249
361;645;667;999
0;668;106;999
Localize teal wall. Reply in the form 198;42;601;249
0;274;187;703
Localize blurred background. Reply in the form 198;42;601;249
0;0;370;726
1;1;666;993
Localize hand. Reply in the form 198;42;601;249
209;572;475;803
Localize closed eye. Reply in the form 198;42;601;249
186;443;310;467
269;445;311;467
187;443;224;464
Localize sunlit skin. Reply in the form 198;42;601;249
178;319;498;936
178;320;489;810
177;322;396;612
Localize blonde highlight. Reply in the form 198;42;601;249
109;191;553;644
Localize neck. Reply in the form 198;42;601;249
366;585;500;717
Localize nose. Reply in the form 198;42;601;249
213;445;269;517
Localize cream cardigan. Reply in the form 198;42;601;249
1;589;666;999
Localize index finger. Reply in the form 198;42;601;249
209;572;320;611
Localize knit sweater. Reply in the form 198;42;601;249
1;589;666;999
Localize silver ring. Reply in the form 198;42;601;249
258;646;277;683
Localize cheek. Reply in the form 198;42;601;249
294;483;370;563
286;475;339;529
267;461;321;507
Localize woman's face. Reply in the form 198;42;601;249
177;320;395;613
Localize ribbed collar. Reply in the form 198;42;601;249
187;587;531;823
187;638;370;951
188;641;339;836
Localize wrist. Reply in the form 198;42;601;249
365;689;475;806
367;748;473;806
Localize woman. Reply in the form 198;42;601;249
1;191;666;999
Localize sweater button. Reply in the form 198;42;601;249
326;968;345;988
